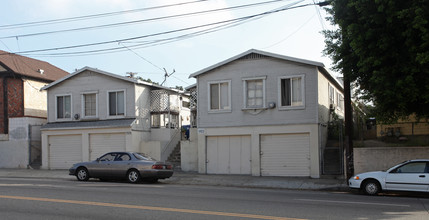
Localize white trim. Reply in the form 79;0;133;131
55;93;72;121
107;89;126;118
207;80;232;113
81;91;99;119
242;76;267;109
277;74;305;110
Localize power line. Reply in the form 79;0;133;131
118;42;164;71
0;0;293;40
5;1;312;57
0;0;208;30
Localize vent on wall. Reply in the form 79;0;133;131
238;53;268;61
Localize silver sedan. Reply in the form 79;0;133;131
69;152;173;183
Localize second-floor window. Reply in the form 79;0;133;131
329;84;335;105
108;90;125;116
243;77;266;109
56;95;71;119
208;80;231;112
279;75;304;109
83;93;97;117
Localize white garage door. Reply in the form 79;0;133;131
49;135;82;169
89;133;126;160
261;133;310;177
206;135;251;175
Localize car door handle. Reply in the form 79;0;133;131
419;175;425;178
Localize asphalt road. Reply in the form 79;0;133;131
0;177;428;220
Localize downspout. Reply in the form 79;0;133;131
2;76;8;134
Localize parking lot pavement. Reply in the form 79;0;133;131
0;168;348;191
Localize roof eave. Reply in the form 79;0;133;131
189;49;325;78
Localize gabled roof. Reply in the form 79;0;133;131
0;50;69;82
189;49;343;92
41;66;185;93
189;49;325;78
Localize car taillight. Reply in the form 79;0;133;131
152;164;173;169
152;165;164;169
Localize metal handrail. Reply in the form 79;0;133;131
161;128;181;161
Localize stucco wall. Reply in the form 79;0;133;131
23;79;49;118
354;147;429;174
0;117;46;168
180;128;198;172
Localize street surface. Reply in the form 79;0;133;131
0;177;428;220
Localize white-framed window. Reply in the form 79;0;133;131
243;76;266;109
82;92;98;118
328;84;335;106
278;75;305;109
55;94;71;120
208;80;231;112
338;93;344;111
108;90;125;117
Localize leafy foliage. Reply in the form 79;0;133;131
323;0;429;122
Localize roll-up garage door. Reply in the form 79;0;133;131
206;135;251;174
89;133;126;160
260;133;310;177
49;135;82;169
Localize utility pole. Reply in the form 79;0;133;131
344;69;354;180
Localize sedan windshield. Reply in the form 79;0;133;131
133;153;155;161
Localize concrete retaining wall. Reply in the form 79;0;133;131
354;147;429;173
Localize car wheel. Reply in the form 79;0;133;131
127;169;141;183
76;167;89;181
362;180;380;195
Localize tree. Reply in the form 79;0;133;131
323;0;429;122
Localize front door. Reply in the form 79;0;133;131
385;161;429;192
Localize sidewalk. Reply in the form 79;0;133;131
0;168;349;191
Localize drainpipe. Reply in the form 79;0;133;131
2;76;8;134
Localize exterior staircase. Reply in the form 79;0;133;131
167;142;181;171
322;140;343;175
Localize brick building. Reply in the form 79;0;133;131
0;50;68;168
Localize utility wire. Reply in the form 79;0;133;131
7;1;312;56
0;0;293;39
118;42;164;71
0;0;208;30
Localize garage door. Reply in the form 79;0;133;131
206;135;251;174
89;133;126;160
49;135;82;169
260;133;310;177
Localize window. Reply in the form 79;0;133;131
56;95;71;119
393;162;427;173
243;77;266;109
337;93;344;111
108;90;125;116
328;84;335;106
208;80;231;112
83;93;97;117
279;75;304;109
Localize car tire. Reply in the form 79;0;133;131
76;167;89;181
362;180;380;195
127;169;141;183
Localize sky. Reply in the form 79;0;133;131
0;0;337;88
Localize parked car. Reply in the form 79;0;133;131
349;159;429;195
69;152;173;183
